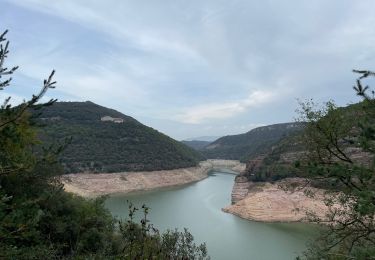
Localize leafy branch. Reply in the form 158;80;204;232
0;30;18;90
0;30;57;129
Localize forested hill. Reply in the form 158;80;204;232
181;140;211;150
35;101;204;173
201;122;305;162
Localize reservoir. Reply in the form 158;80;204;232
105;171;317;260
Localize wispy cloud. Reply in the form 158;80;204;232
2;0;375;139
175;90;277;124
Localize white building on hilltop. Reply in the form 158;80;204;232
100;116;124;123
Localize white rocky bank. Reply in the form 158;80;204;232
62;159;245;198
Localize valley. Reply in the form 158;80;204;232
34;100;375;258
3;4;375;257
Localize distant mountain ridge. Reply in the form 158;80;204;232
183;136;220;142
181;140;211;150
201;122;305;162
35;101;204;173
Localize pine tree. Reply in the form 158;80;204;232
298;70;375;259
0;29;209;259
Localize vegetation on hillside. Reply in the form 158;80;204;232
241;102;369;183
181;140;211;150
295;70;375;259
0;29;208;259
201;122;304;162
245;133;304;182
230;71;375;257
36;101;204;173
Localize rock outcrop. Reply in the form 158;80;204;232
223;178;330;222
224;145;372;222
229;156;264;204
231;176;251;204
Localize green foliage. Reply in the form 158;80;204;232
0;30;116;259
244;130;305;182
251;164;298;182
0;29;209;259
246;99;373;184
36;101;204;173
117;202;209;259
201;122;304;162
181;140;211;151
297;70;375;259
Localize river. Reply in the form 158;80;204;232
105;171;318;260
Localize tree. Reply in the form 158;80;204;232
0;29;118;259
0;29;209;259
118;202;209;259
297;70;375;259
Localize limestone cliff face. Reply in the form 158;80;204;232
224;178;331;223
229;148;308;205
229;150;307;204
227;148;371;221
231;176;250;204
226;151;334;222
230;156;264;204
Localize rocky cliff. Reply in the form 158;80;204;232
230;156;264;204
223;178;331;222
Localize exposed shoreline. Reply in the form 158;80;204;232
222;178;330;223
62;159;246;198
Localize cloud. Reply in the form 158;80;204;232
3;0;375;139
0;92;25;106
6;0;203;62
175;90;277;124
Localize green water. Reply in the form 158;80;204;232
105;171;318;260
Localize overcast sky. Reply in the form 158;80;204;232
1;0;374;140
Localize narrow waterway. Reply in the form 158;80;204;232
105;171;318;260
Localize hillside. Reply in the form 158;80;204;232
241;102;373;182
201;122;305;162
181;140;211;150
35;101;204;173
184;136;220;142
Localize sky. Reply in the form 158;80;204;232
1;0;375;140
